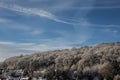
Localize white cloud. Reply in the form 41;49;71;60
0;19;31;31
0;22;44;36
103;27;119;34
0;2;79;25
77;23;120;28
69;6;120;9
0;41;14;45
0;41;72;62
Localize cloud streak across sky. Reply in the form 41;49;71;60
0;41;72;61
0;2;80;25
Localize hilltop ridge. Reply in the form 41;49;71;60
0;42;120;80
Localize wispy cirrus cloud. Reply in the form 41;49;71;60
0;41;72;61
0;2;79;25
0;41;34;61
0;21;44;36
69;6;120;9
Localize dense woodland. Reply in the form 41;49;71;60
0;42;120;80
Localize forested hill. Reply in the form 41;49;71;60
0;42;120;79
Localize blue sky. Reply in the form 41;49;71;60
0;0;120;61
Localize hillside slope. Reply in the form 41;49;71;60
0;42;120;80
